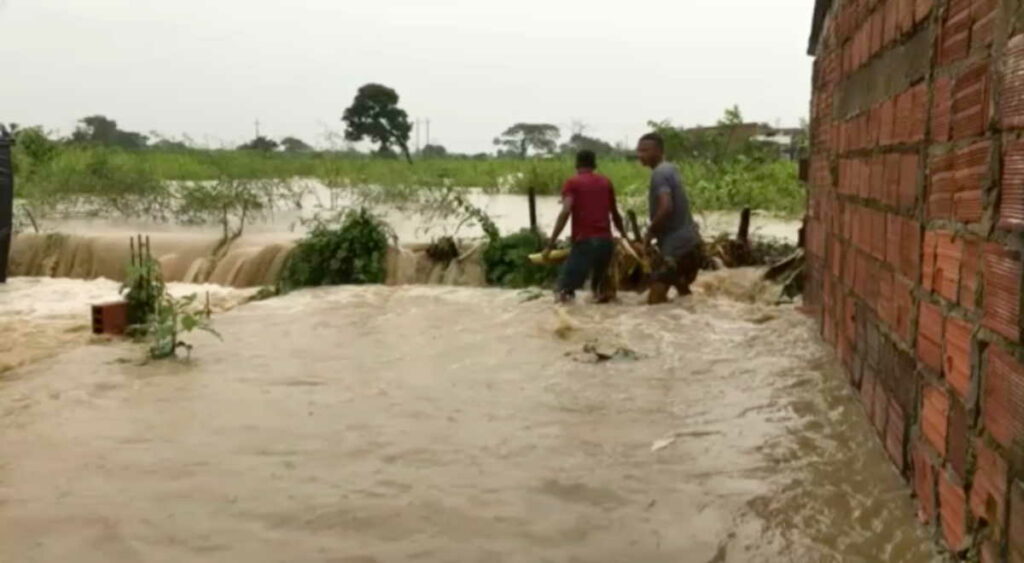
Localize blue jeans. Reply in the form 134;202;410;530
557;237;614;297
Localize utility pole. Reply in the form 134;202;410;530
254;119;261;139
415;119;421;153
426;119;431;147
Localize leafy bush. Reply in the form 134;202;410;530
145;293;220;360
483;229;558;288
279;208;393;291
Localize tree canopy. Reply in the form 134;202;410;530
238;136;279;152
493;123;560;158
420;144;447;158
71;115;148;149
342;83;413;163
280;136;313;153
560;133;616;157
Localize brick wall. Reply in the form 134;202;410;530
807;0;1024;558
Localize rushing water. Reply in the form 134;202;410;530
0;272;940;562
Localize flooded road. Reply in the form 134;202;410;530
0;274;939;562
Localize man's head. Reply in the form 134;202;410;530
637;133;665;168
575;149;597;171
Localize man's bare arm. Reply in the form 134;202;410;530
611;207;628;240
544;197;573;255
645;191;673;244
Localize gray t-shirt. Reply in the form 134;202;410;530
649;161;700;257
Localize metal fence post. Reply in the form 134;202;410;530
0;131;13;283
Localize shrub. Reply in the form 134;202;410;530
279;208;393;291
483;229;558;288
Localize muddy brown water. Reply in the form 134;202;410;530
0;272;940;562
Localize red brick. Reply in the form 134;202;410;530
1001;138;1024;231
1008;481;1024;562
899;219;921;281
971;0;997;20
919;300;944;372
939;5;971;65
982;244;1022;341
884;153;901;206
886;214;901;269
894;275;916;344
952;61;990;139
830;237;843;278
884;0;899;45
945;317;973;400
983;345;1024;450
910;84;928;143
914;444;937;523
868;105;881;148
894;89;912;144
981;540;1000;563
948;398;969;478
880;98;895;146
960;238;981;310
915;0;933;23
922;383;949;454
1002;36;1024;130
935;233;964;303
861;366;877;416
939;472;969;552
922;230;938;292
871;209;887;261
873;382;889;435
870;156;885;203
898;0;915;34
971;439;1009;527
932;77;953;142
886;398;907;470
899;153;918;212
929;152;956;219
972;11;996;51
870;9;883;56
953;140;989;223
879;270;896;328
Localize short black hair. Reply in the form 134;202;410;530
576;149;597;169
639;132;665;150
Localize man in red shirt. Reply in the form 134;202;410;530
543;150;628;303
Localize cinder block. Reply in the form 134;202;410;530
899;153;919;212
953;140;990;223
922;230;938;292
929;152;956;219
91;301;128;336
922;383;950;455
982;244;1022;341
983;345;1024;450
885;153;902;205
935;233;964;302
970;439;1009;527
939;4;971;65
960;238;981;310
948;398;969;478
899;217;922;281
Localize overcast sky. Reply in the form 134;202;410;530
1;0;814;153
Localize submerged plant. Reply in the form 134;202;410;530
279;207;394;291
145;293;220;360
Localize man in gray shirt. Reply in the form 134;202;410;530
637;132;703;304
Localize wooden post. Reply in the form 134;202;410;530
0;132;13;284
737;207;751;245
528;186;538;235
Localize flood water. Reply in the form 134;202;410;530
0;272;940;562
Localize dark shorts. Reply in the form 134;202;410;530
653;243;704;289
558;237;614;296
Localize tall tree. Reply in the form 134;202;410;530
71;115;148;149
493;123;560;158
238;136;279;151
560;133;616;156
280;136;313;153
420;144;447;158
342;83;413;163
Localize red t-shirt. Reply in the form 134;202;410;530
562;171;616;242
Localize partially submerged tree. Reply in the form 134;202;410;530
238;136;279;152
342;83;413;163
280;136;313;153
71;115;148;149
560;133;616;156
493;123;560;158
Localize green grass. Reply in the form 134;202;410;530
13;145;806;226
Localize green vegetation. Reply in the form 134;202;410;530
483;229;558;288
343;83;414;163
144;293;220;360
279;208;394;292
